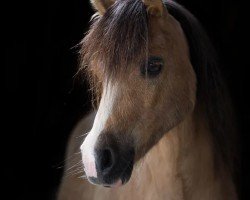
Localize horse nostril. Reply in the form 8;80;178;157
97;148;115;173
101;149;113;171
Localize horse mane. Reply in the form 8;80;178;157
80;0;148;78
164;0;237;179
80;0;237;183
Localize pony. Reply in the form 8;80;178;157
57;0;239;199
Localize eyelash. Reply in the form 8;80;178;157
141;57;164;77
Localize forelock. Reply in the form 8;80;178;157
80;0;148;78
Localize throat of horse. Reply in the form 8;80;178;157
132;109;234;199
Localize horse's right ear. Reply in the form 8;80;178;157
142;0;165;17
90;0;115;15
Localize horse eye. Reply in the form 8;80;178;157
141;56;164;77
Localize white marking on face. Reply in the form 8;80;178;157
80;81;117;178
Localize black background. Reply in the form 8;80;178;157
3;0;249;199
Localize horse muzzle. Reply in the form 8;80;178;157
81;132;135;188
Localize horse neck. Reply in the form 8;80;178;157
134;106;237;199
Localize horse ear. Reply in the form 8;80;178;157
142;0;166;17
90;0;115;15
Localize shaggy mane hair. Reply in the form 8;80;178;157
81;0;148;78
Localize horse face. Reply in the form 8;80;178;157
80;0;196;187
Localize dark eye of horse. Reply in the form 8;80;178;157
141;56;164;77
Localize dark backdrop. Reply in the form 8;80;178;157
3;0;249;199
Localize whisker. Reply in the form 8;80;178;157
76;132;89;138
68;167;84;174
65;168;85;178
54;150;82;170
66;161;82;171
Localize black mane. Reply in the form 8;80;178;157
165;0;237;176
81;0;148;78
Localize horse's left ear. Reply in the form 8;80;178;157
142;0;166;17
90;0;115;15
